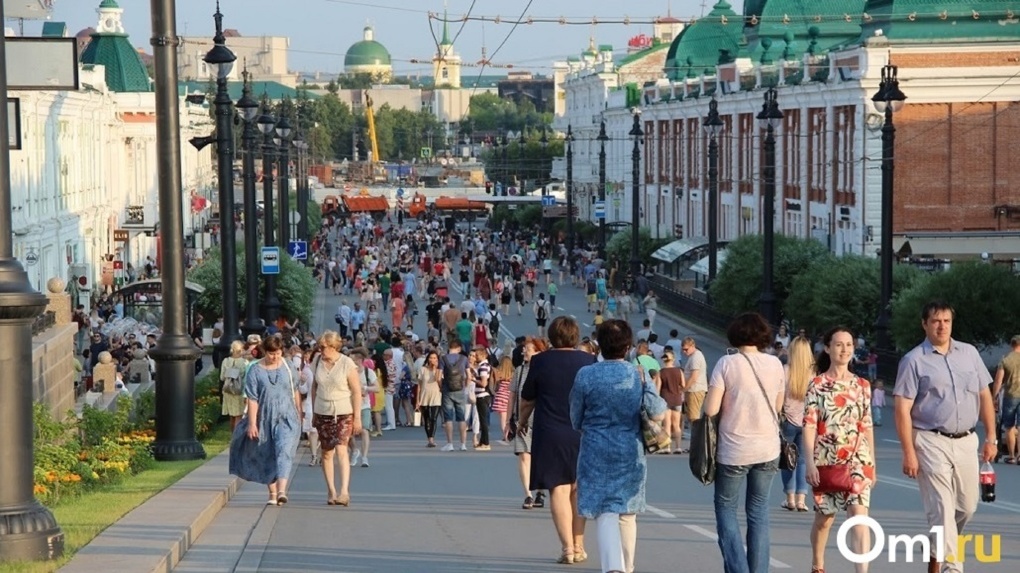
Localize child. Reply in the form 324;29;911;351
593;309;604;327
872;380;886;426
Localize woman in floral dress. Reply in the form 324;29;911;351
803;326;875;573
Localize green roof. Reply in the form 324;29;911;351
664;0;743;79
748;0;867;62
99;0;120;8
859;0;1020;43
345;40;391;67
80;33;151;92
178;81;319;101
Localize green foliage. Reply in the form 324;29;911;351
516;205;544;229
551;219;598;242
709;234;831;317
784;255;924;340
80;396;133;448
606;228;670;274
194;370;224;439
187;243;317;326
890;262;1020;351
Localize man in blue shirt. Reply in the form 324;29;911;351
894;300;998;573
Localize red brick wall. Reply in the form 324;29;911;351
895;101;1020;232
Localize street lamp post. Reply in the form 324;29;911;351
149;0;205;462
194;3;239;364
597;120;608;259
0;0;64;560
275;114;292;250
501;134;509;195
518;130;527;192
565;125;575;274
235;71;262;338
703;98;723;283
257;107;281;325
629;109;644;281
872;64;906;352
294;132;309;244
757;88;783;328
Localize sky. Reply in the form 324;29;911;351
33;0;745;76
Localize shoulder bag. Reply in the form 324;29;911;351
638;368;671;454
689;414;719;485
740;353;799;471
813;380;865;494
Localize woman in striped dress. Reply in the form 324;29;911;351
491;357;514;444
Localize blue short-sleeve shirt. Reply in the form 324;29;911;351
893;338;991;434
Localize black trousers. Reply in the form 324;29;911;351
422;405;441;439
475;395;491;446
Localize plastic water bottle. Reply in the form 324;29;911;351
980;461;996;503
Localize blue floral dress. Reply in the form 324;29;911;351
570;360;667;518
228;362;300;485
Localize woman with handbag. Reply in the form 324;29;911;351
803;327;875;573
309;331;362;505
702;312;785;573
570;320;666;573
780;336;813;512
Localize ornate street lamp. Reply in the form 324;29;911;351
257;105;281;324
0;0;64;559
757;88;783;328
194;1;239;363
629;109;644;280
275;114;293;250
597;119;609;259
293;130;309;246
872;64;906;352
702;98;723;283
150;0;205;463
235;71;262;338
565;125;575;274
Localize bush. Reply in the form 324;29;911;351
194;369;223;439
605;227;670;278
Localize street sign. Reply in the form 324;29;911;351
420;147;432;158
612;195;622;207
24;251;38;266
113;229;129;242
541;195;556;207
261;246;281;274
286;240;307;261
289;211;301;225
594;200;606;220
396;187;405;199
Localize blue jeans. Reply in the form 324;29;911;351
781;421;808;495
714;458;778;573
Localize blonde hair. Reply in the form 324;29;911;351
317;330;343;351
785;336;814;401
229;340;245;357
495;356;514;381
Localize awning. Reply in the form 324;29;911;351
893;233;1020;258
651;236;709;263
690;249;729;275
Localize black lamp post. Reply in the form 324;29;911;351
294;131;309;245
500;134;509;195
565;125;575;273
149;0;205;463
192;2;239;363
257;106;281;324
0;0;64;560
597;119;608;259
236;71;262;338
703;98;723;283
872;64;906;352
518;129;527;192
629;109;644;280
275;114;293;250
757;88;783;328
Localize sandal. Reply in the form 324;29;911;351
574;549;588;563
781;501;795;511
336;494;350;506
276;492;288;505
797;503;810;512
556;549;574;564
522;496;534;509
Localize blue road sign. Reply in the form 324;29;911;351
261;246;281;274
396;187;405;199
594;200;606;220
287;240;308;261
541;195;556;207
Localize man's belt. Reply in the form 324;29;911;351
927;428;975;439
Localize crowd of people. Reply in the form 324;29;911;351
222;210;1004;573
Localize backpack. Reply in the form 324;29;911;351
537;302;548;320
488;311;500;337
442;354;465;392
486;349;499;368
335;312;343;324
222;358;244;395
586;277;597;294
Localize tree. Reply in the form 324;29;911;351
708;234;831;318
784;255;923;340
890;262;1020;351
308;94;354;161
187;244;317;328
605;228;670;277
468;92;509;132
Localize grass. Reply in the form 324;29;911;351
0;425;232;573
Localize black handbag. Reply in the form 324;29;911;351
740;353;799;471
689;414;719;485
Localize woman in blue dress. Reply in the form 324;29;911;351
570;319;666;573
229;334;302;506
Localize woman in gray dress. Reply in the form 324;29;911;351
228;334;302;506
508;336;548;509
570;320;666;573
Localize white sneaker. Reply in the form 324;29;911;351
361;457;370;467
440;443;455;452
460;443;468;451
350;449;361;466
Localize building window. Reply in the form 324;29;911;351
738;113;753;195
783;109;801;200
807;108;825;204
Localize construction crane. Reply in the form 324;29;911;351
362;92;387;183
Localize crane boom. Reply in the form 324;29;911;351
365;92;380;163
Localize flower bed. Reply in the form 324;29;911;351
33;370;222;506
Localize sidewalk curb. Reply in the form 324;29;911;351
59;450;241;573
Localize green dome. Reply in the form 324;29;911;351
345;27;391;69
664;0;743;80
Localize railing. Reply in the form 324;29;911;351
31;311;56;335
649;275;733;332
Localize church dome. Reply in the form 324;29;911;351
79;0;152;92
344;26;392;71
